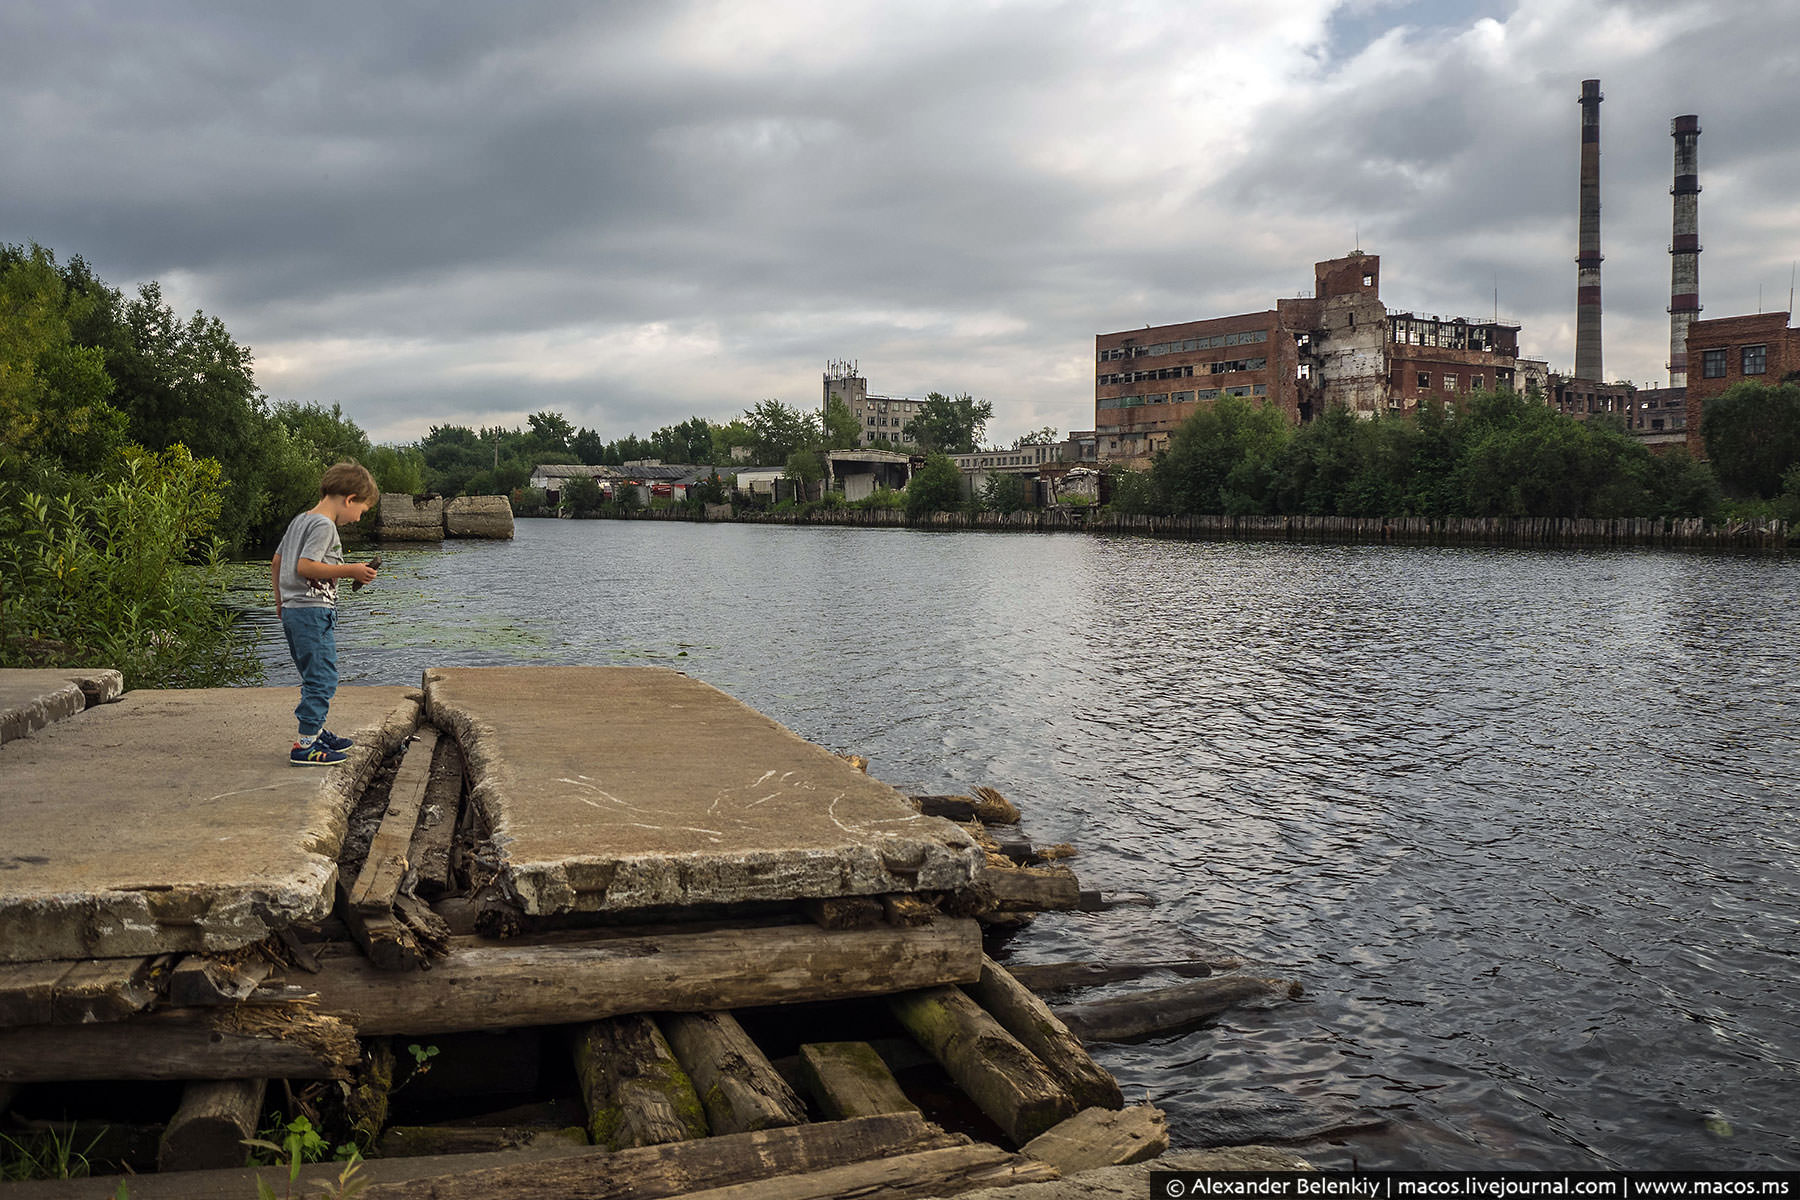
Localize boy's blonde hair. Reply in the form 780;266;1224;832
320;461;380;504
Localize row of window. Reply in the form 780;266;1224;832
1700;344;1767;378
1100;384;1269;409
1097;329;1269;361
867;415;909;427
1098;357;1268;386
1411;372;1485;392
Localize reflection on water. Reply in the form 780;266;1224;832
238;522;1800;1169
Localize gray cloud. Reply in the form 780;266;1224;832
5;0;1797;446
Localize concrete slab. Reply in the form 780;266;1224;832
0;686;418;962
423;666;984;914
0;668;124;746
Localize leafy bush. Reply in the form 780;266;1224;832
0;449;263;688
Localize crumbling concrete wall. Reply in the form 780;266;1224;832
444;496;515;539
377;493;445;542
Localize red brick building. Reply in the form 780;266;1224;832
1094;253;1523;463
1684;312;1800;453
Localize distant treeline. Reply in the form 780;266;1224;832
1108;390;1800;525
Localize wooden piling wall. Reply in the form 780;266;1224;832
589;507;1790;550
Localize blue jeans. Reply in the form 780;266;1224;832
281;607;338;736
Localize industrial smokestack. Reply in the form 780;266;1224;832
1574;79;1604;381
1668;114;1702;388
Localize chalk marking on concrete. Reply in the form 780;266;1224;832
617;822;726;841
203;783;290;804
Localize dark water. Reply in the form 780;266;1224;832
240;521;1800;1170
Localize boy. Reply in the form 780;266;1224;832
271;462;380;766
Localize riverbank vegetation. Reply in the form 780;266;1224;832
1104;390;1799;524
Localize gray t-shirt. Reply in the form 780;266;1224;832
275;512;342;609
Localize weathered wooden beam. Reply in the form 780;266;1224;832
0;1005;359;1081
664;1011;806;1136
380;1125;587;1158
357;1111;958;1200
167;955;273;1007
908;793;1020;825
1002;959;1229;994
660;1142;1057;1200
881;894;939;927
157;1078;268;1172
976;865;1082;912
1021;1104;1169;1173
404;733;465;899
351;727;441;915
1052;976;1304;1044
888;985;1076;1146
799;896;884;930
575;1015;708;1150
0;959;72;1026
49;956;163;1024
300;920;983;1037
964;956;1123;1111
797;1042;918;1120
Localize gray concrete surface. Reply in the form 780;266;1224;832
0;685;418;962
423;666;985;914
0;669;123;746
937;1146;1315;1199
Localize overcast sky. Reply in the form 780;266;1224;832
7;0;1799;447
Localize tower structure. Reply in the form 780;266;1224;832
1668;114;1702;387
1574;79;1605;381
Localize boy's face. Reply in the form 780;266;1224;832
341;496;374;523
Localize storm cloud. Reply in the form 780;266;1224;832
6;0;1797;445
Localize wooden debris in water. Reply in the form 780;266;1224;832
965;956;1123;1112
1053;976;1304;1043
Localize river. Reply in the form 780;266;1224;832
238;519;1800;1170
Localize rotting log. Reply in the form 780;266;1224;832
405;733;465;899
908;793;1021;825
167;955;273;1007
661;1142;1058;1200
663;1011;806;1135
888;985;1076;1146
49;955;166;1024
299;920;983;1037
575;1014;709;1150
881;893;939;927
964;956;1123;1111
0;1005;359;1081
797;1042;919;1120
799;896;884;931
975;864;1082;913
1002;959;1232;994
157;1077;268;1172
351;727;441;916
341;900;427;971
357;1111;958;1200
1052;976;1304;1044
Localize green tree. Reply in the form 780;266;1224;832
1012;426;1060;450
1701;381;1800;498
273;401;371;465
904;392;992;455
981;471;1031;512
0;244;127;475
711;419;757;464
743;399;820;467
561;475;604;516
650;416;715;464
367;445;426;495
1153;395;1290;516
905;452;965;517
525;411;576;457
823;397;863;451
783;448;824;500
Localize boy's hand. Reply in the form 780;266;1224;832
346;562;378;585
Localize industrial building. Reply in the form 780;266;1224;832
1093;253;1524;463
823;360;933;448
1683;312;1800;449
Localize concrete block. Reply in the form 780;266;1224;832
444;495;515;539
377;493;445;542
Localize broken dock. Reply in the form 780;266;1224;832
0;665;1243;1195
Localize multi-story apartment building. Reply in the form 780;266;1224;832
823;361;931;448
1683;312;1800;453
1093;253;1524;463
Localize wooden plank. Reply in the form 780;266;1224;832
158;1078;268;1172
0;1006;359;1081
1021;1104;1168;1173
0;959;72;1026
350;727;441;915
405;733;465;899
799;896;883;930
663;1011;806;1136
1051;976;1304;1043
1002;959;1228;993
357;1111;959;1200
797;1042;918;1120
964;956;1123;1111
888;985;1076;1146
666;1143;1056;1200
574;1015;708;1150
977;865;1081;912
50;956;162;1024
299;919;983;1037
881;894;938;927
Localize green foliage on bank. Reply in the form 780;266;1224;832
1112;393;1742;522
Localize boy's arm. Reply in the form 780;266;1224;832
296;557;378;585
271;554;282;616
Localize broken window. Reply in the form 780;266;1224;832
1362;273;1374;287
1417;372;1430;389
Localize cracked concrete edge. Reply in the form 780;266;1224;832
0;693;421;964
0;669;125;747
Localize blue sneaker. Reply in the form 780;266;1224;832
291;740;348;766
316;729;354;752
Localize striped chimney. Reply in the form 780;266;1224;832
1668;115;1702;387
